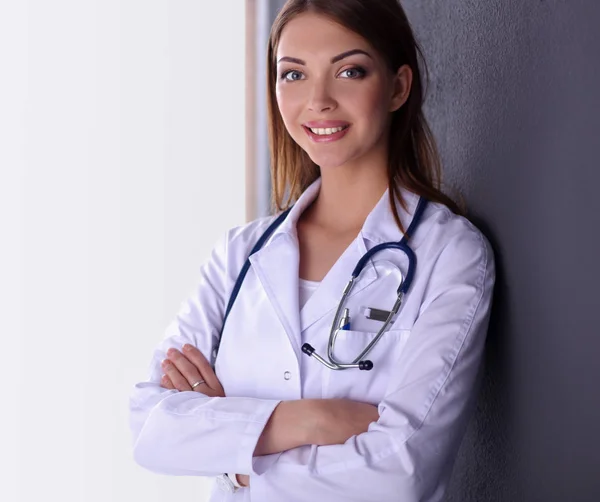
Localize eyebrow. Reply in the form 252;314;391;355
277;49;372;65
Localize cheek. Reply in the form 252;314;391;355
276;88;305;139
355;84;390;124
276;86;300;118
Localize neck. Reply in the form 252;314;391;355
303;164;389;234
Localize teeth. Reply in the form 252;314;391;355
308;125;347;135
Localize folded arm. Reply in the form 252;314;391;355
128;226;291;476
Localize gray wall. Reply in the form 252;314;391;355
264;0;600;500
400;1;600;500
249;0;291;219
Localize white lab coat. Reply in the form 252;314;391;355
129;177;496;502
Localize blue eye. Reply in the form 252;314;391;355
279;66;367;82
281;70;304;81
339;67;367;79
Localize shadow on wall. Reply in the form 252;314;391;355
446;222;519;502
403;1;552;500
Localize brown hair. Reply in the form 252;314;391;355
267;0;465;233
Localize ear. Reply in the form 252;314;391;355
389;65;413;112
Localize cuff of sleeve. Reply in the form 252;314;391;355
236;399;282;476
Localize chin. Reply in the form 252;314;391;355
301;147;351;169
307;156;347;170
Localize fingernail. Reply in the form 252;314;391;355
167;348;177;357
183;344;193;352
161;359;171;368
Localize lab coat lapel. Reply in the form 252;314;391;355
249;235;302;356
246;179;322;357
299;234;378;333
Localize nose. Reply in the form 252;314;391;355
307;78;337;113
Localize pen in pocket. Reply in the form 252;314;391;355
338;308;351;330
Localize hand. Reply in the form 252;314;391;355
236;474;249;488
314;398;380;446
160;343;225;398
161;345;249;484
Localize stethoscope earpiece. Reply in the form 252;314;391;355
303;343;372;370
358;360;373;371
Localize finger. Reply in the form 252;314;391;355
160;374;175;389
161;359;192;392
166;348;205;388
164;349;221;397
181;344;224;392
167;348;206;385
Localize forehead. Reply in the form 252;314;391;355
277;12;370;59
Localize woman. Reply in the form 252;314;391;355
129;1;496;500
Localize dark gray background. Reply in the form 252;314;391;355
262;1;600;500
403;1;600;501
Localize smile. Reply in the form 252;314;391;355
303;124;351;143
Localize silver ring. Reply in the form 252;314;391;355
191;379;205;389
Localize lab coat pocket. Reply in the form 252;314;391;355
323;328;411;405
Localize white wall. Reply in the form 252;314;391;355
0;1;246;501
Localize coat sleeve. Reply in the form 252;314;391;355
248;228;496;502
128;226;282;477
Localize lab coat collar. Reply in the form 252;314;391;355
267;176;421;246
360;182;421;245
266;178;323;244
248;176;422;358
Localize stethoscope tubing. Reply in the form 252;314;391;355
305;196;428;371
216;195;428;373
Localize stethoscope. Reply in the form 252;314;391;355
218;195;428;372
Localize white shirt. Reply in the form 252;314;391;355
299;278;320;310
129;177;496;502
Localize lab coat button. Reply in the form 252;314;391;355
284;371;292;380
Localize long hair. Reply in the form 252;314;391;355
267;0;464;233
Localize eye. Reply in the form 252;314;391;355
280;69;304;82
339;66;367;79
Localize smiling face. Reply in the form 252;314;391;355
275;11;410;173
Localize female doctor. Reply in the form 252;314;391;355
129;0;496;500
